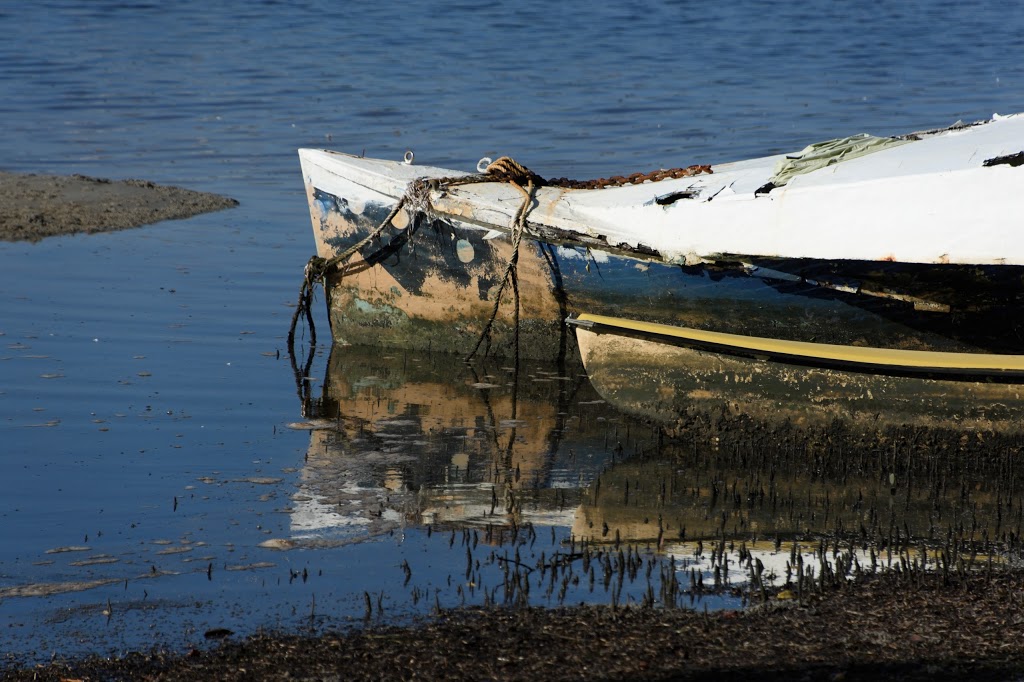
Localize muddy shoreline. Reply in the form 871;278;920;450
0;171;238;242
5;569;1024;681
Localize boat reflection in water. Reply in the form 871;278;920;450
288;345;1024;607
289;346;632;543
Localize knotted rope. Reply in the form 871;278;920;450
286;156;712;360
465;165;537;360
286;181;429;354
286;157;543;359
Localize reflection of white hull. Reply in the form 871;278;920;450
282;346;623;543
661;540;868;589
290;492;402;538
289;429;412;542
418;483;576;529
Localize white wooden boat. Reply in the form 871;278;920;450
298;113;1024;361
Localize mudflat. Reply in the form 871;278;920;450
5;570;1024;681
0;171;238;242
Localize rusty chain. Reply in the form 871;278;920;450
440;156;713;191
545;163;713;189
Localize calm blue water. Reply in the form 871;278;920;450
2;0;1023;664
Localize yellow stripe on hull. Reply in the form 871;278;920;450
572;313;1024;378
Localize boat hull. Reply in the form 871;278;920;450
305;178;574;359
299;113;1024;360
302;171;1024;360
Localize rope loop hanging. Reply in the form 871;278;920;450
287;154;713;360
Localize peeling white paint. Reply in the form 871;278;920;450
299;112;1024;270
555;246;587;260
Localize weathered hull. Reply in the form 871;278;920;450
302;166;1024;360
299;112;1024;360
308;188;573;360
574;325;1024;434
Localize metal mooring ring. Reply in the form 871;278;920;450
403;150;415;165
476;157;492;173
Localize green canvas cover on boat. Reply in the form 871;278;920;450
769;133;913;187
